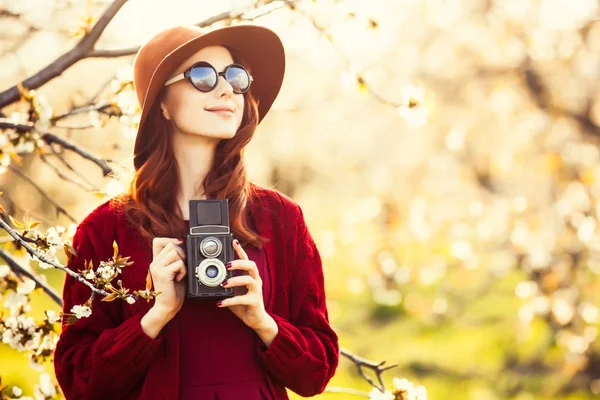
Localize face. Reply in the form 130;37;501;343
160;45;245;140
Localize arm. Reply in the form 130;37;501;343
255;200;340;397
53;221;164;400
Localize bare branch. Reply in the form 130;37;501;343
88;0;299;58
324;387;371;397
40;153;96;192
0;216;109;298
0;248;63;307
340;348;398;392
0;0;128;108
40;133;113;176
7;165;77;223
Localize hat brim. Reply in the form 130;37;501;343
133;25;285;169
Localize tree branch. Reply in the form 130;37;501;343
40;133;113;176
0;248;63;307
87;0;299;58
340;348;398;392
0;0;128;108
325;387;371;397
7;165;77;223
0;216;109;298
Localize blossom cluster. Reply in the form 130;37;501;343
2;372;58;400
369;378;427;400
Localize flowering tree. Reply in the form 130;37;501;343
0;0;428;399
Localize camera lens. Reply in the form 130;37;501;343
199;237;222;258
195;259;227;287
205;265;219;278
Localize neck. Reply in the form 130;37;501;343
172;130;219;219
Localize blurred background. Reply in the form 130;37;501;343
1;0;600;399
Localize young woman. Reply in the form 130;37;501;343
53;24;339;400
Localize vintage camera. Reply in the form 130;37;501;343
185;199;235;300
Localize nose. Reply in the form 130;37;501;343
214;75;234;98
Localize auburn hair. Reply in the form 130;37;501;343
111;47;267;249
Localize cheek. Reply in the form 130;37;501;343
169;90;209;124
236;96;245;125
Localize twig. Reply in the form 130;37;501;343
0;0;128;108
340;348;398;392
0;217;109;298
325;387;371;397
284;1;401;108
39;153;96;192
7;163;76;220
87;0;301;58
0;248;63;307
7;165;77;223
40;133;113;176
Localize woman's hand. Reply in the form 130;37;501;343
149;237;187;320
217;239;272;332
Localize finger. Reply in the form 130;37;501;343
226;259;260;282
165;259;186;281
232;239;248;260
152;237;181;258
157;242;185;261
218;294;254;308
221;275;257;291
156;247;184;268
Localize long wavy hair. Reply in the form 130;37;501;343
112;47;267;249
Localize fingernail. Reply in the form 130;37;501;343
225;262;232;269
220;280;228;287
216;301;223;307
234;239;239;246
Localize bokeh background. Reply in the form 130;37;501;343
1;0;600;399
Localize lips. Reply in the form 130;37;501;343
205;105;235;113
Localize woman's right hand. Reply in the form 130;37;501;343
149;237;187;320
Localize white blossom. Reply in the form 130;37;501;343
98;266;115;280
45;310;61;324
369;388;395;400
84;270;95;280
0;264;10;278
12;386;23;397
46;226;64;247
34;372;57;399
17;279;36;295
5;292;28;315
71;305;92;319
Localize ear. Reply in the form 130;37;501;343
159;100;171;120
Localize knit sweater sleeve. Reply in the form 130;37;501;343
53;218;164;400
255;198;340;397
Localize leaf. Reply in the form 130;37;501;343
29;221;41;229
9;215;24;229
64;243;77;265
101;292;119;302
146;268;153;292
65;314;78;326
113;240;119;260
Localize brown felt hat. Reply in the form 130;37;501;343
131;24;285;170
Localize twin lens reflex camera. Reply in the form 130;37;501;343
184;199;235;300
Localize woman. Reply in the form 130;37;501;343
53;24;339;400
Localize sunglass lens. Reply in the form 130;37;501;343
190;65;217;92
226;66;250;94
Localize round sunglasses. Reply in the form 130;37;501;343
163;61;253;94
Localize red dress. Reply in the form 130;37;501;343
176;243;273;400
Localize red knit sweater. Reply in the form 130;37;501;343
53;184;339;399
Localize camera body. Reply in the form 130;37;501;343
185;199;235;300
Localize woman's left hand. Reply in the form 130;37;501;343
217;239;271;331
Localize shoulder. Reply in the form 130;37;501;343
73;196;126;249
248;182;304;224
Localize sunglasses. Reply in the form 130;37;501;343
163;61;253;94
